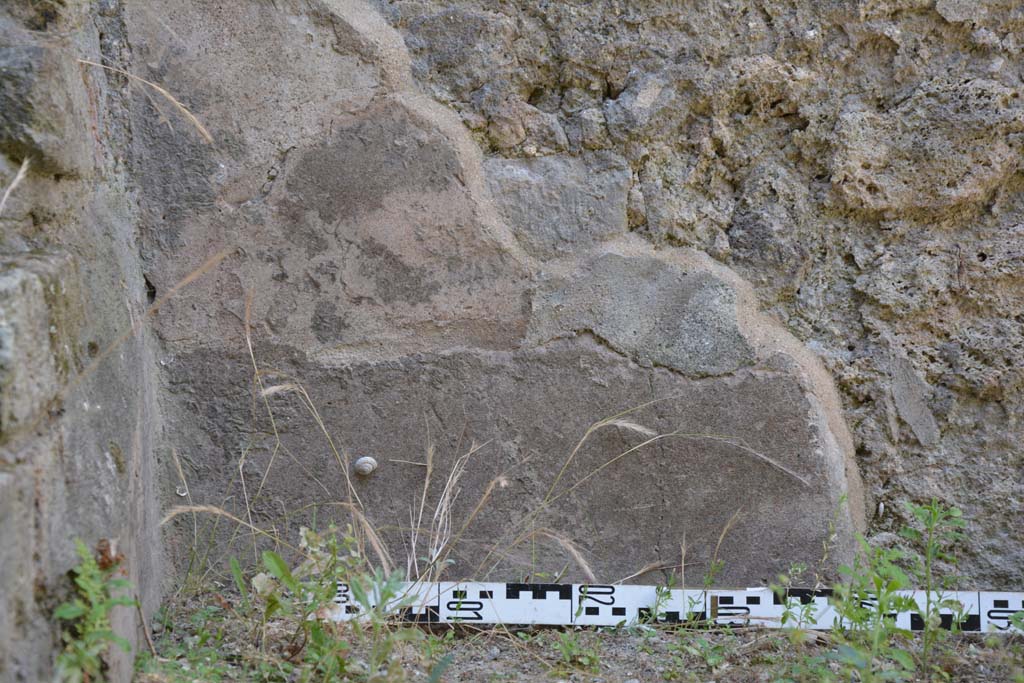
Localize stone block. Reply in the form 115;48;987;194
529;245;754;378
0;16;92;175
0;468;40;683
484;152;631;259
176;333;861;587
0;253;72;446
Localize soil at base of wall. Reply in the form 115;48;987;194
135;592;1023;683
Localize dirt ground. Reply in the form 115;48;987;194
429;628;1021;683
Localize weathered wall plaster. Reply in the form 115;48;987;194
126;0;864;589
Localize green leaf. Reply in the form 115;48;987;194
55;601;87;620
261;551;298;593
264;592;282;620
109;596;138;609
425;651;454;683
833;644;869;669
110;633;133;653
230;557;250;612
392;627;424;643
83;629;117;645
349;577;370;611
890;648;916;671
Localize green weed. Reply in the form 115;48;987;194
54;540;136;683
551;630;601;673
670;633;728;671
900;498;967;678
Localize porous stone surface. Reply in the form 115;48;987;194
365;0;1024;586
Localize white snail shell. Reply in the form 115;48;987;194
353;456;378;476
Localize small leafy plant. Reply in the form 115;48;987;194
257;526;423;681
670;633;728;671
828;538;919;682
552;630;600;673
900;498;967;676
640;584;675;625
824;499;968;683
771;562;821;632
54;539;136;683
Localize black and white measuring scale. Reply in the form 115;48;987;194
331;581;1023;633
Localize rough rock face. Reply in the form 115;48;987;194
0;3;162;681
126;0;863;588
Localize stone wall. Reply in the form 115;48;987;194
125;0;1022;591
2;0;1023;676
0;2;162;681
372;0;1024;587
127;0;863;590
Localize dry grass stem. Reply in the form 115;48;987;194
604;418;658;437
169;448;198;552
680;536;687;589
243;294;278;546
528;529;597;583
135;598;158;657
77;59;213;143
348;505;393;575
541;401;668;506
435;466;507;580
237;294;265;561
423;443;486;580
712;507;744;572
161;505;298;552
477;409;806;579
698;434;811;488
259;383;301;398
0;157;29;218
472;403;667;577
408;439;435;579
614;560;669;585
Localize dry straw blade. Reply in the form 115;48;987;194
0;157;29;218
77;59;214;144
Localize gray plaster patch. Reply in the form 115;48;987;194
311;301;349;344
284;106;461;226
484;151;631;258
355;237;441;305
170;336;858;587
530;253;754;377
